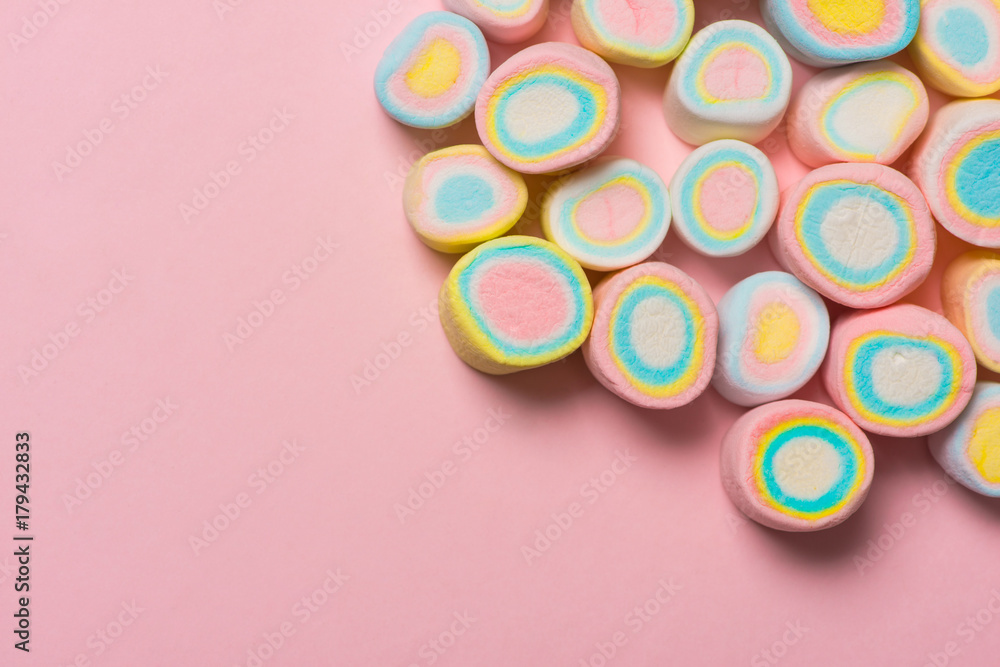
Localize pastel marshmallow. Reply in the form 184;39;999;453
583;262;718;408
374;12;490;129
443;0;548;43
404;145;528;253
928;382;1000;497
909;0;1000;97
942;250;1000;373
541;157;671;271
787;60;928;168
476;42;621;174
769;163;936;309
439;235;593;374
669;139;779;257
910;100;1000;249
720;400;875;532
823;304;978;438
570;0;695;68
760;0;920;67
713;272;830;407
663;20;792;146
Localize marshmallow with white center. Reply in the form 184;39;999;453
374;12;490;129
476;42;621;174
720;399;875;532
439;236;593;374
942;250;1000;373
713;272;830;407
911;100;1000;249
909;0;1000;98
787;61;928;168
760;0;920;67
769;163;936;309
663;20;792;146
583;262;718;409
570;0;694;68
404;145;527;253
823;304;978;438
443;0;548;43
541;158;670;271
928;382;1000;498
669;139;779;257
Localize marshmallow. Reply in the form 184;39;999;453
770;163;936;309
404;145;528;253
443;0;548;43
909;0;1000;97
570;0;694;68
928;382;1000;498
663;20;792;146
669;139;779;256
823;304;978;437
911;100;1000;249
374;12;490;129
583;262;718;409
720;399;875;532
787;60;928;168
942;250;1000;373
439;235;593;374
713;272;830;407
760;0;920;67
476;42;621;174
541;157;670;271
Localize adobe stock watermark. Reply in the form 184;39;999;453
521;449;638;565
223;234;338;352
180;107;294;223
579;578;683;667
51;65;168;181
339;0;406;62
751;621;810;667
350;294;439;394
8;0;73;53
922;589;1000;667
62;397;179;513
404;611;476;667
57;600;144;667
394;407;513;523
233;567;350;667
383;128;454;192
16;267;134;384
853;474;958;576
189;439;305;556
213;0;255;21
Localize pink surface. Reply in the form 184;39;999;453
5;1;1000;666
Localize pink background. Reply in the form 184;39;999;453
5;1;1000;665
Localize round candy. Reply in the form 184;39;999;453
404;145;527;253
909;0;1000;98
668;139;779;257
374;12;490;129
720;400;875;532
823;304;978;438
541;157;670;271
942;250;1000;373
769;163;936;309
787;60;928;168
583;262;718;409
928;382;1000;498
713;272;830;407
570;0;694;68
910;100;1000;249
439;235;593;374
476;42;621;174
760;0;920;67
443;0;548;43
663;20;792;146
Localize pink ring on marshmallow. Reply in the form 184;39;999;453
942;250;1000;373
443;0;549;44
